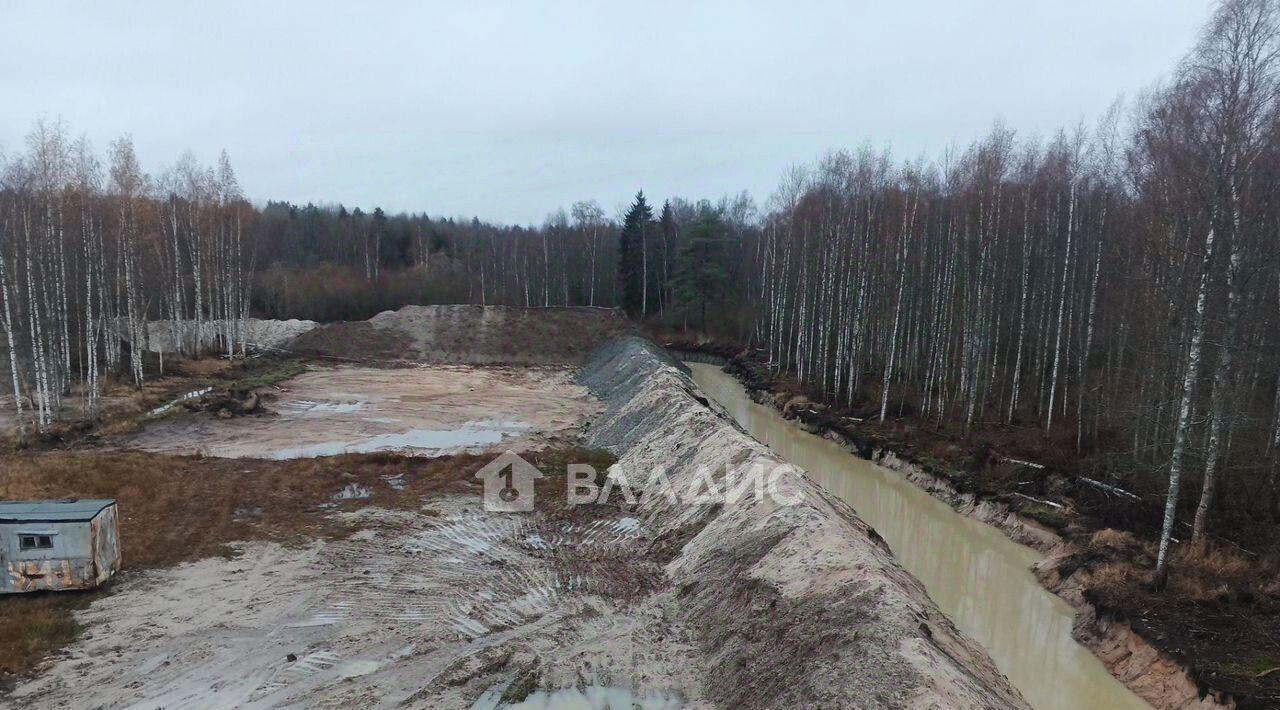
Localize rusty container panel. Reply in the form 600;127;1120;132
0;500;120;594
90;503;121;585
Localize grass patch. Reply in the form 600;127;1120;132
1216;655;1280;678
0;593;92;682
501;665;542;703
228;358;307;390
1021;503;1069;530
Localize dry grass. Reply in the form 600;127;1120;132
1167;543;1257;602
0;593;87;688
1090;527;1142;549
1089;531;1264;603
0;445;612;684
1080;533;1280;704
1089;528;1155;562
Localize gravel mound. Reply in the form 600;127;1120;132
579;336;1028;709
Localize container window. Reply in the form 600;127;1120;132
19;534;53;550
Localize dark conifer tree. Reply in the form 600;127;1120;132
618;191;653;318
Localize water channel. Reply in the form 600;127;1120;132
687;362;1149;710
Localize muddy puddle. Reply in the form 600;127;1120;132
270;420;534;459
689;363;1150;710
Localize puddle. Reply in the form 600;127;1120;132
282;399;373;414
473;685;683;710
268;420;533;460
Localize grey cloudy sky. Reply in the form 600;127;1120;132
3;1;1212;225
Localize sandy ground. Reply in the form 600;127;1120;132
9;354;694;708
123;365;600;459
10;497;704;709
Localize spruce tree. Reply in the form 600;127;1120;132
618;191;653;318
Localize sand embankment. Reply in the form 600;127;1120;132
580;336;1028;709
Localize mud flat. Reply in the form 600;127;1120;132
125;365;597;459
9;368;699;704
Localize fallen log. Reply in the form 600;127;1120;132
1078;476;1141;501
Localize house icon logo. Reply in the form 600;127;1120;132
474;451;543;512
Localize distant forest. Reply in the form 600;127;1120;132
2;0;1280;582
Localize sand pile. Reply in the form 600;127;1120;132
286;305;629;365
580;337;1028;709
120;318;319;352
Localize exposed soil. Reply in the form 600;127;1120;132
122;365;599;460
1;317;1039;708
709;346;1278;709
288;305;632;365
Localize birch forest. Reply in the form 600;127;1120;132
746;0;1280;581
0;122;252;441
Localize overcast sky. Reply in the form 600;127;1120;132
3;1;1213;225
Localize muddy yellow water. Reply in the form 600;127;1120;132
688;363;1149;710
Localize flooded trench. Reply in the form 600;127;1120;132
688;363;1149;710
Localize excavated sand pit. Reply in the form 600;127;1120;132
124;365;599;459
8;310;1026;708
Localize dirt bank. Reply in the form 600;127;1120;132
287;305;630;365
715;352;1248;709
124;365;598;459
580;337;1029;708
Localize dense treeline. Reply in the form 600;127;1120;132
248;191;755;324
250;199;620;318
